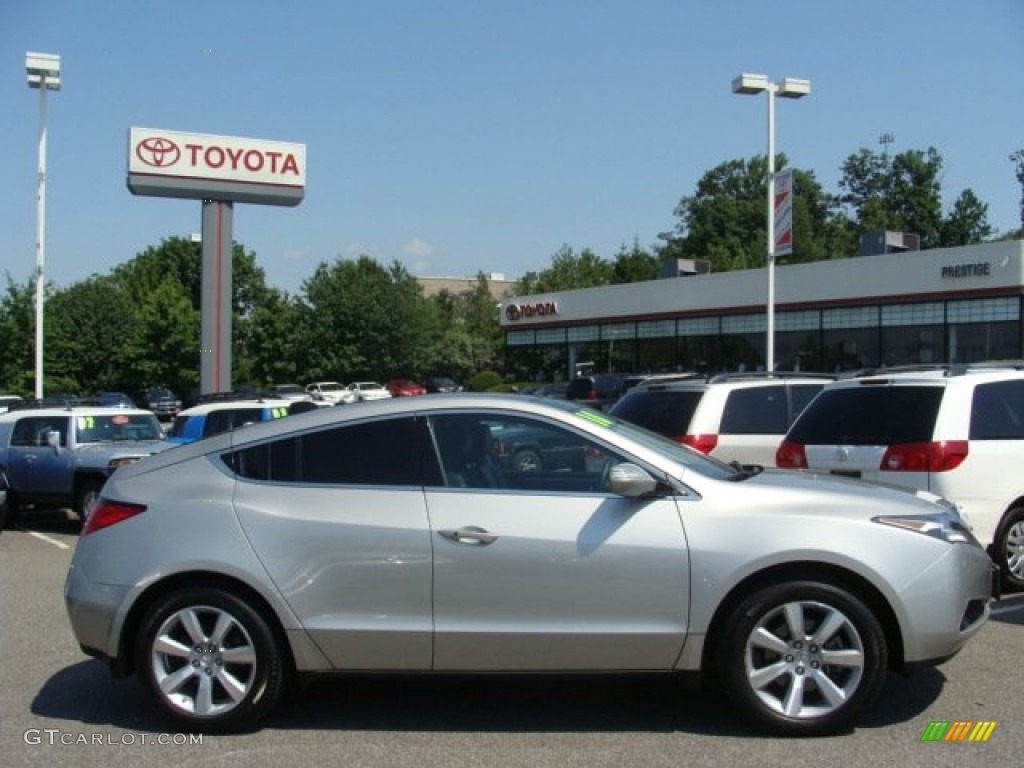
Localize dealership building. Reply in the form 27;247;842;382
498;238;1024;380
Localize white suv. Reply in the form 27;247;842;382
609;372;832;467
777;363;1024;590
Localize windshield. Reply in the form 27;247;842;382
557;402;737;480
319;383;341;392
76;413;164;442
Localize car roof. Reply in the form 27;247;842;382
177;399;293;417
632;371;835;392
0;405;156;420
825;363;1024;389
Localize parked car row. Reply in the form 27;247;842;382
597;363;1024;591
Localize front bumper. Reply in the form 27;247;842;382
898;542;995;664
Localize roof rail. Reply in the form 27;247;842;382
843;360;1024;379
195;390;275;405
5;396;90;412
705;371;836;385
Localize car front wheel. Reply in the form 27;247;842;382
136;588;288;733
718;581;887;736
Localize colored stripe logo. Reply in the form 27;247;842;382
920;721;996;742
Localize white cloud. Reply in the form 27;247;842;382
401;237;435;259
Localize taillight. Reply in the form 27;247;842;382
82;499;147;535
776;440;808;468
881;441;968;472
680;434;719;454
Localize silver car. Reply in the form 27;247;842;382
64;394;995;735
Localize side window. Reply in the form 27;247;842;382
10;416;68;447
228;417;438;486
203;408;263;438
429;413;619;493
970;381;1024;440
720;387;787;434
789;384;826;426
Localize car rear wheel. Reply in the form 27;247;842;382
136;587;287;733
718;581;887;736
996;506;1024;592
75;479;104;523
513;449;542;472
1;488;19;530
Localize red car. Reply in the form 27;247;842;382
386;379;427;397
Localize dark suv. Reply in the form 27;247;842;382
139;387;182;421
566;373;626;410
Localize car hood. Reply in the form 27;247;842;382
694;466;958;518
74;440;175;458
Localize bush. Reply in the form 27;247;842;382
467;370;503;392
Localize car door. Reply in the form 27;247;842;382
5;415;73;499
231;415;437;670
425;412;690;672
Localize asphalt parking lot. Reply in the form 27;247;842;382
3;509;1023;768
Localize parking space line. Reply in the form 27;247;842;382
24;530;71;550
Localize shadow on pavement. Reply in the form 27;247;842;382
32;660;947;737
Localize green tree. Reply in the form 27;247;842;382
940;189;994;247
664;156;848;272
46;276;136;394
0;277;36;394
839;147;945;247
122;278;200;396
518;245;612;294
301;256;441;380
611;241;660;283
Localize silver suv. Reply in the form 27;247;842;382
0;402;173;526
610;372;832;466
777;363;1024;590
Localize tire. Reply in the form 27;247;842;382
995;506;1024;593
513;449;542;473
135;587;288;733
1;488;19;530
75;479;105;523
717;581;888;736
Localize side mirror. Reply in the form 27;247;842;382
607;462;659;498
45;430;61;452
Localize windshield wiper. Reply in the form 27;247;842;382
726;461;764;481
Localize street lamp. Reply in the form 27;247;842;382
26;51;61;399
731;73;810;371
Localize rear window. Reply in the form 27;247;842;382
786;385;944;445
610;390;704;437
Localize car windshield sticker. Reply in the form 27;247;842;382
575;409;613;428
270;407;289;419
77;416;96;430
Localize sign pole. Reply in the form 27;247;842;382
200;201;233;394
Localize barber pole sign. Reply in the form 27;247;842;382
773;168;794;256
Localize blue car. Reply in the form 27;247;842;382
167;399;292;444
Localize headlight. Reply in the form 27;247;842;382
873;510;977;544
108;457;140;470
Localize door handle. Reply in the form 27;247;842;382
438;526;498;545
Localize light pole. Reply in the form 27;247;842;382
731;73;809;371
26;52;61;399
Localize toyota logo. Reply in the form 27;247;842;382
505;305;521;322
136;137;181;168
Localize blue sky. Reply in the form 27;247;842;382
2;0;1022;295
